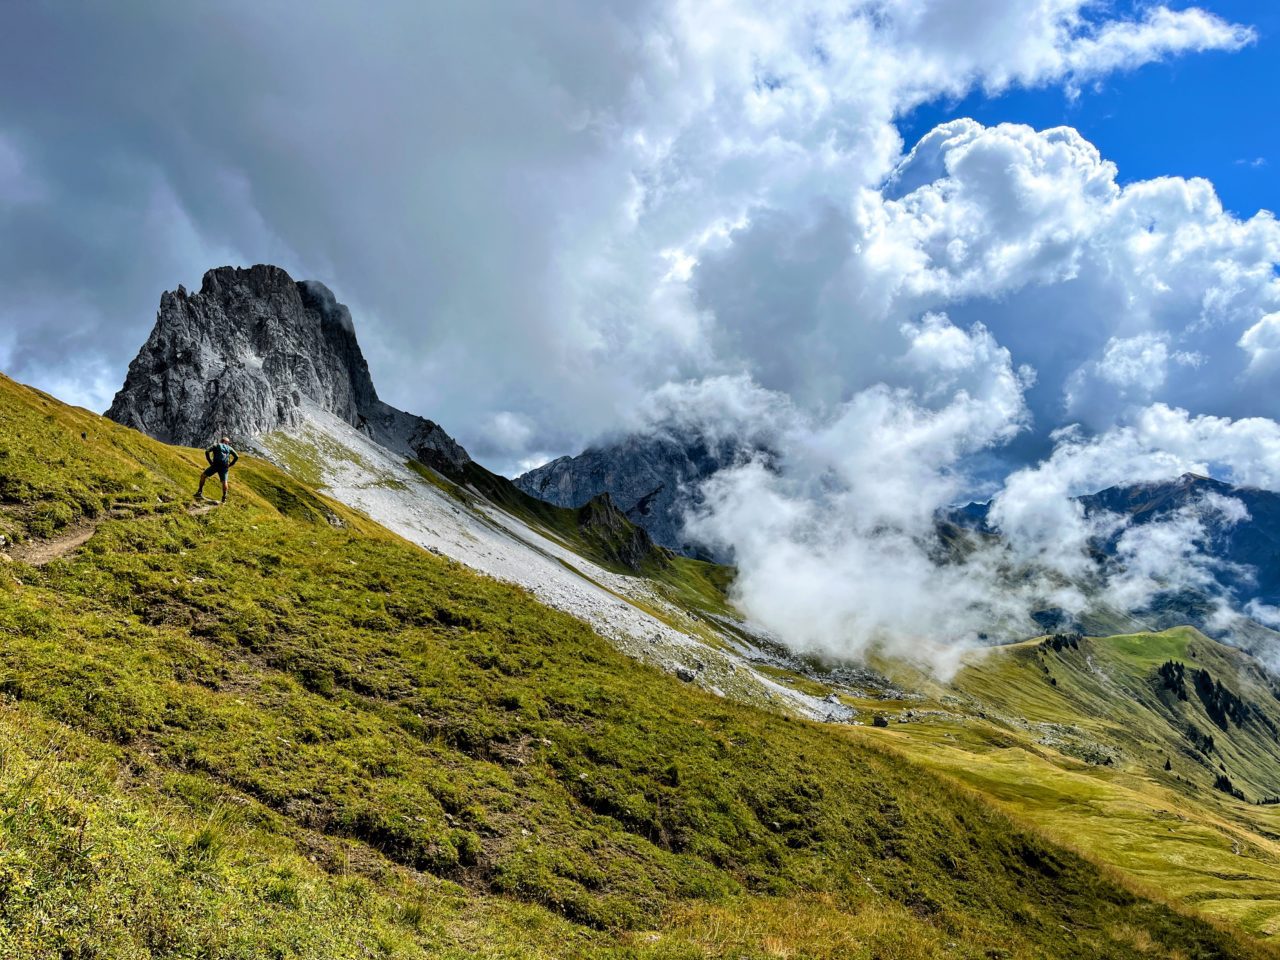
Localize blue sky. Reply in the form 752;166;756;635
902;1;1279;218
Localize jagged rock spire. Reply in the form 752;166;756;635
107;264;470;473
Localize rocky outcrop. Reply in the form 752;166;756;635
576;493;668;572
107;264;469;472
515;432;754;558
407;419;472;478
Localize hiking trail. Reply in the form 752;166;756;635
6;501;219;566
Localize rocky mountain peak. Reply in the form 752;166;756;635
515;430;758;559
107;264;469;473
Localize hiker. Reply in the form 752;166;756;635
197;436;239;503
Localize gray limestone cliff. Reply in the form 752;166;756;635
515;433;753;558
106;264;469;472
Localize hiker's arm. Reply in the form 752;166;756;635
230;449;239;466
205;447;214;464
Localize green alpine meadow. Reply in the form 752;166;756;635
2;366;1279;958
7;4;1280;958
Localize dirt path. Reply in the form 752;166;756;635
6;501;220;566
9;523;100;565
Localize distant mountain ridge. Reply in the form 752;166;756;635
1083;473;1280;612
515;432;759;558
954;472;1280;613
526;429;1280;636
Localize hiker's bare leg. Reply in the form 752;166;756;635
197;465;217;498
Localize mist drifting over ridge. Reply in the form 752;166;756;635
671;317;1280;678
4;2;1280;673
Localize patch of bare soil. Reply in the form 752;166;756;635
4;500;219;566
8;523;99;565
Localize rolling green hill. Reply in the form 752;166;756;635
833;629;1280;939
0;372;1274;959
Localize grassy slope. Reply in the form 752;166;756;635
400;457;672;578
402;455;741;637
0;374;1272;959
849;629;1280;938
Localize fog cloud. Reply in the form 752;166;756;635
0;1;1261;474
685;316;1036;676
4;2;1280;669
685;366;1280;676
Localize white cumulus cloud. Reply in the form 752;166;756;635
0;1;1260;472
5;1;1280;670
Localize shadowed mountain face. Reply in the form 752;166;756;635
515;433;755;559
106;264;469;472
1079;474;1280;609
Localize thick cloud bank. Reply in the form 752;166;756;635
685;359;1280;676
4;1;1278;669
685;317;1034;677
0;0;1260;470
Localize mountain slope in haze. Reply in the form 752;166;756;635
3;374;1268;958
515;432;758;558
952;473;1280;636
1079;473;1280;610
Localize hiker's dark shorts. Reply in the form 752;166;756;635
203;464;229;483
